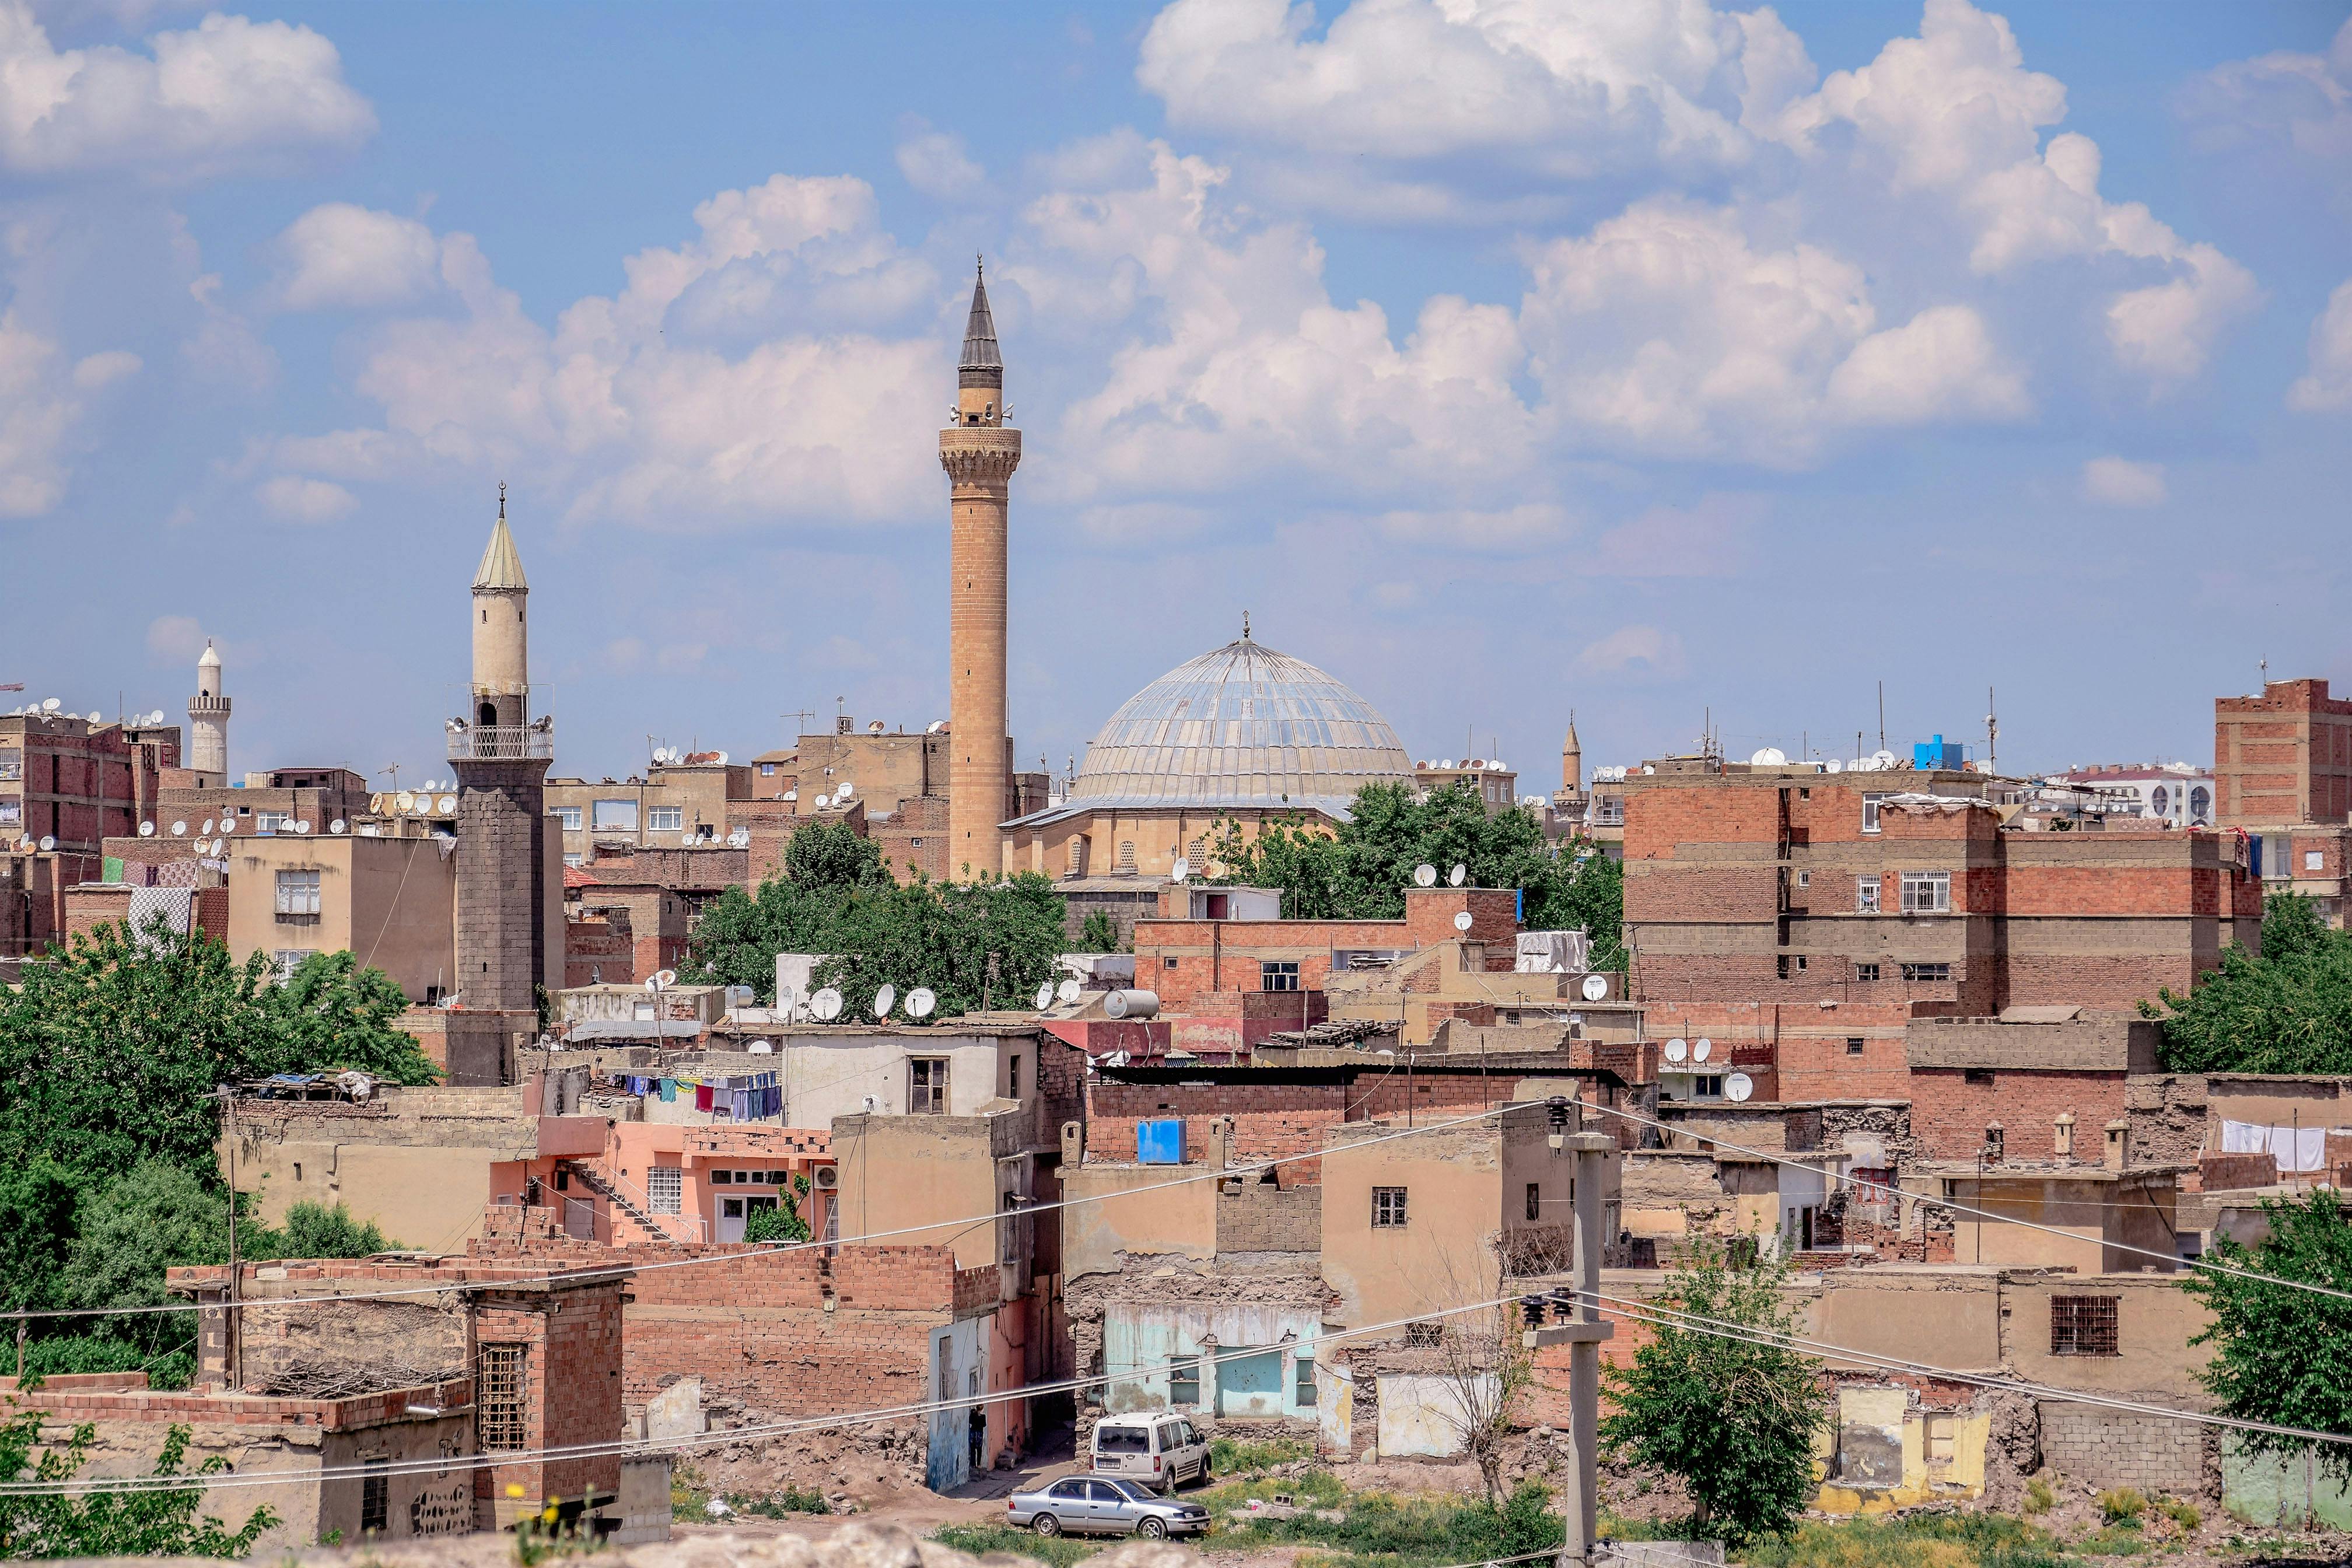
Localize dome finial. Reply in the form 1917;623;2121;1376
1242;610;1252;643
498;480;506;520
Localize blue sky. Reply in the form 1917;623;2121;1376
4;0;2350;791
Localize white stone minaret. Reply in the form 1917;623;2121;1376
188;640;230;783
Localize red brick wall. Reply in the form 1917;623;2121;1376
1906;1066;2127;1161
2216;678;2352;827
565;913;635;987
1088;1081;1346;1178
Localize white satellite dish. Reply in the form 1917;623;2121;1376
1724;1073;1755;1102
1034;981;1055;1010
1580;973;1609;1001
217;816;235;835
200;819;215;835
1057;978;1082;1005
1448;863;1466;887
139;821;155;838
748;1039;773;1054
1750;747;1787;766
1170;856;1190;883
396;792;415;811
437;795;457;814
652;968;678;989
872;984;897;1018
907;986;936;1019
1413;863;1438;888
810;987;844;1021
1692;1037;1713;1062
330;819;346;834
295;820;312;835
170;821;187;836
38;835;56;852
1452;910;1474;932
1441;758;1454;769
1826;759;1844;774
729;828;750;848
776;985;799;1013
41;698;59;712
1870;749;1898;771
1665;1038;1689;1062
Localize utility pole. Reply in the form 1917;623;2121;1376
1527;1101;1616;1568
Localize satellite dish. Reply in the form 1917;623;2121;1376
396;792;415;811
1057;978;1082;1005
171;821;187;836
330;819;347;834
437;795;457;814
1171;856;1190;883
810;987;844;1021
907;986;936;1019
295;820;312;835
872;984;897;1017
41;698;59;712
139;821;155;838
777;985;799;1013
748;1039;773;1054
1452;911;1474;932
38;835;56;852
1692;1037;1713;1062
652;968;678;989
200;819;215;835
1448;863;1466;887
1665;1038;1689;1062
1870;749;1898;771
1751;747;1787;766
1413;863;1438;888
1034;981;1055;1010
729;828;750;848
1441;758;1454;769
217;816;235;834
1826;759;1843;774
1725;1073;1755;1102
1580;973;1609;1002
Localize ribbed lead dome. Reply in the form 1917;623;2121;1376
1064;635;1413;818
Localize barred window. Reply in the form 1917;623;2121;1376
477;1343;527;1450
1373;1186;1408;1228
1901;962;1952;982
648;1166;682;1214
1294;1353;1316;1407
274;868;321;919
1856;877;1881;914
360;1458;388;1535
2050;1296;2119;1357
1901;871;1952;914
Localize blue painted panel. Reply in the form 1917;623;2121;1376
1137;1118;1186;1164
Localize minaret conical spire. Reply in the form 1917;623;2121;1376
959;256;1003;388
474;481;528;591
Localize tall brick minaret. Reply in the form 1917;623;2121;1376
451;485;553;1027
939;260;1021;880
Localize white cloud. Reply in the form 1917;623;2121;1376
274;203;443;310
0;0;373;177
1824;304;2027;425
895;120;990;202
0;311;137;516
144;612;206;664
2178;16;2352;209
2081;456;2166;508
256;474;355;522
1572;624;1686;679
1590;494;1760;576
2288;279;2352;411
1374;502;1574;554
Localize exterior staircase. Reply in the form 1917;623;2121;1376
559;1159;692;1245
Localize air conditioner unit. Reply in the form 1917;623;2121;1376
811;1166;839;1191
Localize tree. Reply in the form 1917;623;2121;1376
1077;909;1123;953
0;1409;276;1559
1424;1299;1535;1507
2183;1189;2352;1480
785;820;890;891
1208;780;1627;968
2145;894;2352;1073
744;1177;813;1244
256;1203;392;1262
1600;1244;1829;1545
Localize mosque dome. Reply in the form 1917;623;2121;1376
1062;632;1413;819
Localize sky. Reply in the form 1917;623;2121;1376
4;0;2351;792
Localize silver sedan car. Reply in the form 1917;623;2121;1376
1006;1475;1212;1539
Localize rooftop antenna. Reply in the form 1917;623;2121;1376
1877;681;1886;751
780;707;814;744
1985;685;1998;775
2259;654;2268;694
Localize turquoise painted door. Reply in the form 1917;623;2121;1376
1219;1347;1283;1417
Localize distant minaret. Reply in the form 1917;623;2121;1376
450;485;554;1034
188;640;230;783
939;259;1021;880
1561;712;1583;797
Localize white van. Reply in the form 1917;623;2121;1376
1091;1414;1210;1491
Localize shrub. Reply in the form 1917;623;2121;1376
1208;1436;1313;1476
2155;1497;2200;1532
734;1488;830;1517
932;1524;1097;1567
2022;1477;2056;1516
2096;1487;2146;1525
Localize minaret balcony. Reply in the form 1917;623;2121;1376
448;721;554;761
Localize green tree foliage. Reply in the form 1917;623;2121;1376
2184;1189;2352;1481
0;1409;276;1559
1077;909;1123;953
687;822;1069;1014
743;1176;814;1244
1207;781;1627;968
1600;1244;1829;1545
2145;893;2352;1073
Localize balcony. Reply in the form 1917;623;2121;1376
447;723;554;761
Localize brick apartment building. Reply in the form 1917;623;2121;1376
2;710;180;954
2214;677;2352;922
1619;757;2260;1019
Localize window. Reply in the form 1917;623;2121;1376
1856;877;1881;914
649;806;684;832
1405;1321;1444;1348
1117;840;1136;873
274;868;321;921
2050;1296;2119;1357
563;853;583;868
1854;962;1881;982
2308;850;2326;872
360;1458;388;1535
2151;785;2171;817
1261;960;1301;992
1901;962;1952;982
1165;956;1179;970
554;806;583;831
1964;1069;1994;1087
1069;837;1089;876
1049;1478;1090;1500
1097;1425;1149;1454
648;1166;682;1214
1777;954;1807;978
761;763;776;776
1846;1037;1866;1056
1169;1357;1199;1406
710;1168;733;1184
1901;871;1951;914
2190;786;2211;820
1294;1353;1316;1407
909;1057;950;1114
1008;1054;1023;1098
0;803;18;826
1693;1074;1725;1098
1526;1182;1542;1222
1373;1186;1408;1228
272;949;313;983
1862;792;1890;832
591;798;638;832
1189;836;1207;862
1796;870;1810;888
477;1343;527;1450
257;811;290;833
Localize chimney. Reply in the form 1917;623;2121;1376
2053;1111;2076;1160
1983;1122;2004;1163
2104;1119;2130;1171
